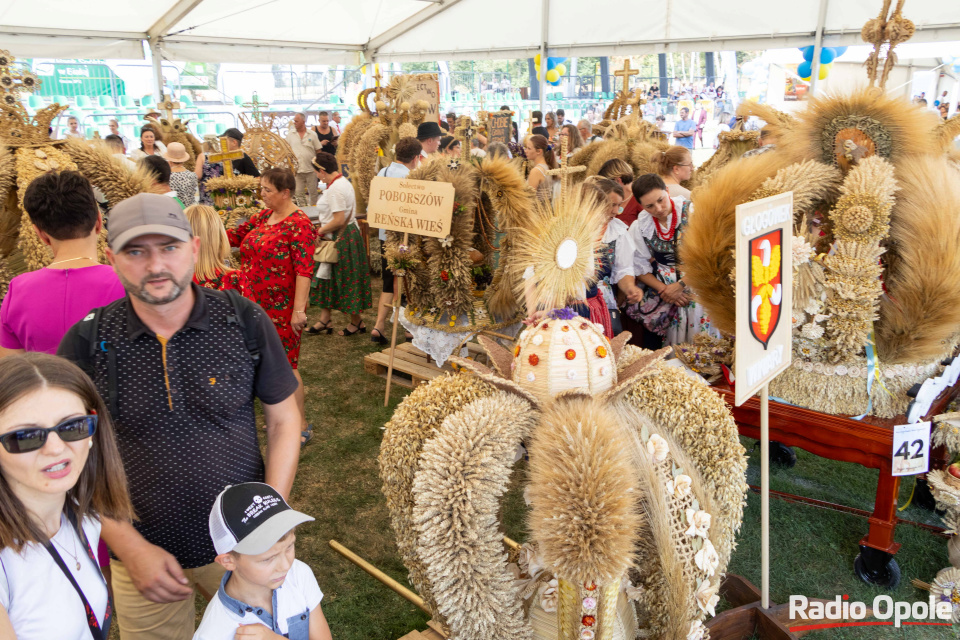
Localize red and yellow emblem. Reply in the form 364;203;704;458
749;230;783;348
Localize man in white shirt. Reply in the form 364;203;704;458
330;111;342;136
578;119;600;144
285;113;323;205
104;135;137;171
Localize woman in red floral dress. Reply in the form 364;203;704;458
228;168;316;442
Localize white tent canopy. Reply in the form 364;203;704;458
2;0;960;65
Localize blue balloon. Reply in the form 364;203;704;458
834;46;848;57
546;56;566;70
797;60;813;79
819;47;836;64
800;45;815;61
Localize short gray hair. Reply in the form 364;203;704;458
577;119;592;133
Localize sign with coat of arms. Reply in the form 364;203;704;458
735;192;793;406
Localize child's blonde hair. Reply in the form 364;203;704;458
184;204;231;282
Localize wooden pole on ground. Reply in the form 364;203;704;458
384;232;409;406
479;329;517;342
760;384;770;609
329;539;431;615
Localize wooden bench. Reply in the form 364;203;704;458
363;342;489;390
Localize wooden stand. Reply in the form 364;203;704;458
707;574;822;639
384;233;409;406
397;622;447;640
712;379;959;588
365;342;488;390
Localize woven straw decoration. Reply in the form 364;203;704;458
557;579;622;640
512;318;615;403
595;581;620;640
557;578;579;639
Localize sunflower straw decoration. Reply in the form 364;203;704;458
511;186;606;313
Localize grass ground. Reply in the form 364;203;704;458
116;276;955;639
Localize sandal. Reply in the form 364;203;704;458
306;321;332;335
339;322;366;337
370;328;388;345
300;424;314;449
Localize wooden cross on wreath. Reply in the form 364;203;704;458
547;133;585;208
208;136;245;178
614;58;639;92
158;94;182;122
451;115;476;170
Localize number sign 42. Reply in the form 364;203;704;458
891;421;931;477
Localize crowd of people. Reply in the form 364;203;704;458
0;168;335;639
0;96;741;638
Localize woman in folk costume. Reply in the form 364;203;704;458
307;152;372;337
621;174;716;348
570;177;635;337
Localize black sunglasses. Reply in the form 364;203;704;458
0;414;98;454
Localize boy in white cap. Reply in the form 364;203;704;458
194;483;332;640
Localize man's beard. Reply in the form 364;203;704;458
119;269;192;305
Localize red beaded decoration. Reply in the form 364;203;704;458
654;203;678;240
541;323;549;330
562;325;570;332
581;615;596;627
528;354;539;366
584;581;597;591
580;323;589;330
565;349;576;360
596;346;607;358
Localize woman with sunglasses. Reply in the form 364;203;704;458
653;145;694;199
0;353;132;640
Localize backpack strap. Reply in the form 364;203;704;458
222;289;262;369
74;307;120;419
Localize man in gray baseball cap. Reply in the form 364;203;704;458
59;191;303;639
105;193;197;305
109;192;193;252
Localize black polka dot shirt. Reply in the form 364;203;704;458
59;284;297;569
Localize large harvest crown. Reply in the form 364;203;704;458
0;50;64;148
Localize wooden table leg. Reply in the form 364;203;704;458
854;463;903;588
860;464;901;555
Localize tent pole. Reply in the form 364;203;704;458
147;38;164;103
809;0;829;96
539;0;549;116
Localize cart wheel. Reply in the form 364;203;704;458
913;477;944;514
854;552;901;589
752;441;798;467
771;441;797;468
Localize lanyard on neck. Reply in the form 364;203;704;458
41;509;109;640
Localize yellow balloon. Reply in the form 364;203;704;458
546;69;560;83
555;63;567;77
801;63;832;82
534;54;541;67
